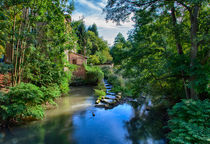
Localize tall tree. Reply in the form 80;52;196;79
72;20;87;55
0;0;75;87
88;23;99;36
104;0;209;99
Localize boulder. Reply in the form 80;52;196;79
95;103;106;108
95;99;100;104
116;95;122;99
101;99;114;104
118;92;122;95
105;104;109;108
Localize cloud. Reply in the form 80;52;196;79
97;0;107;8
72;0;134;45
78;0;102;11
72;12;134;29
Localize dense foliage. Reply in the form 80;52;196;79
104;0;209;143
94;89;106;100
105;0;209;100
85;65;104;85
101;66;125;93
41;84;61;105
168;99;210;144
0;83;44;123
0;0;76;125
0;63;12;74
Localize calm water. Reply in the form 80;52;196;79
0;86;166;144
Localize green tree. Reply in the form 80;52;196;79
0;0;75;88
88;23;99;36
104;0;209;100
111;33;130;65
72;20;87;55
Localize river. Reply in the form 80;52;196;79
0;85;166;144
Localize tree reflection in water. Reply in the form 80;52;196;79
125;101;167;144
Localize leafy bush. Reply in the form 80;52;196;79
0;63;12;74
101;66;124;93
57;71;71;94
101;66;113;79
88;55;100;64
96;82;106;92
0;83;44;122
41;84;61;105
85;65;104;85
94;89;106;101
168;99;210;144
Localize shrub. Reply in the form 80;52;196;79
41;84;61;105
0;83;44;122
168;99;210;144
58;73;71;94
85;65;104;85
96;82;106;92
94;89;106;100
101;66;112;79
101;66;124;93
0;63;12;74
107;74;124;93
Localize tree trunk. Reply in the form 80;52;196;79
11;15;16;86
189;5;200;100
14;19;23;84
171;6;190;99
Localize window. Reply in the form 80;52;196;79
73;59;77;64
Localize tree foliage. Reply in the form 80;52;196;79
0;0;76;124
88;23;99;36
105;0;209;99
72;21;112;64
168;99;210;144
104;1;209;143
0;83;44;122
0;0;75;87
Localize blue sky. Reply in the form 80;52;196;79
72;0;134;46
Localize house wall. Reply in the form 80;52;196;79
72;65;86;79
68;53;87;79
69;53;87;65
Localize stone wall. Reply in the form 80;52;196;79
72;65;86;79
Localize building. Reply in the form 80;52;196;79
65;51;87;79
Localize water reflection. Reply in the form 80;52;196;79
125;101;166;144
72;104;133;144
0;86;166;144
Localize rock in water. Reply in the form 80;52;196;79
116;95;122;99
95;99;100;104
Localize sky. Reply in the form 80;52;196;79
71;0;134;46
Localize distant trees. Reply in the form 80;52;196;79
72;21;112;64
110;33;130;65
88;23;99;36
